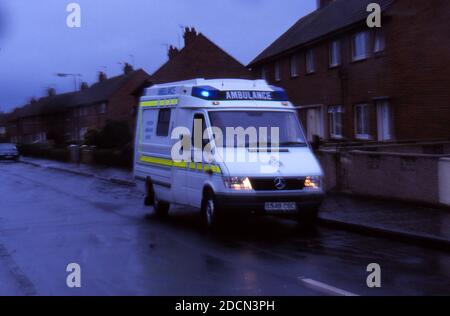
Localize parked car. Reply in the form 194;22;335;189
0;143;20;161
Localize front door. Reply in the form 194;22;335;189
186;112;210;208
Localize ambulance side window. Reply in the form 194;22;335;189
156;109;172;137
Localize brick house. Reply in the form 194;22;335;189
248;0;450;143
150;27;251;83
0;113;8;142
63;66;150;143
7;65;151;144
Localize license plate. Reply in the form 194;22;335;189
265;202;297;213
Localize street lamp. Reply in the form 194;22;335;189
56;73;82;145
56;73;82;91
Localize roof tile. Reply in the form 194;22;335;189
249;0;394;66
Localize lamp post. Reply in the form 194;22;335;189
56;73;82;145
56;73;82;91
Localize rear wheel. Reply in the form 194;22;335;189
144;178;154;206
153;198;170;217
145;178;170;217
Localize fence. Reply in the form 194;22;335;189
19;144;132;170
317;147;450;207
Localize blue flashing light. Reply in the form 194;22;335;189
200;90;210;98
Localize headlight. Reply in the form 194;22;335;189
224;177;253;191
304;176;321;190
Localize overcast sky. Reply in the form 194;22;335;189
0;0;315;111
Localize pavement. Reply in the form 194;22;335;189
20;157;135;186
1;161;449;296
320;194;450;250
18;156;450;249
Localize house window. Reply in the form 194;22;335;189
352;31;369;61
376;99;393;141
290;55;299;77
156;109;172;137
0;127;5;135
99;103;107;114
354;104;370;139
78;107;88;117
261;67;267;80
374;30;385;53
328;106;344;138
79;127;88;141
274;61;281;81
306;49;315;73
329;40;341;67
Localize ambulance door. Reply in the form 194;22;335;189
137;108;170;201
187;112;209;208
168;108;187;205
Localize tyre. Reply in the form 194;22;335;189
201;190;221;228
153;198;170;217
144;179;154;206
144;178;170;217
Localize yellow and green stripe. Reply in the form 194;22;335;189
140;98;179;107
139;155;222;174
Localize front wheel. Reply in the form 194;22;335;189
201;191;221;228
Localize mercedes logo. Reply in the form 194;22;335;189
274;177;286;190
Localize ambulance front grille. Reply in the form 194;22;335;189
249;178;306;191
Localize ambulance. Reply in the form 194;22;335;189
134;79;324;226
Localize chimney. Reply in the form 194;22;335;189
98;71;107;82
183;27;199;47
168;45;179;60
123;62;134;75
47;88;56;97
80;82;89;90
317;0;334;9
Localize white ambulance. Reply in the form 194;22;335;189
134;79;324;226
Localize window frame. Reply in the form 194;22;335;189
78;127;88;141
98;102;107;114
191;113;209;149
261;66;267;80
156;108;172;137
329;40;341;68
328;105;344;139
354;103;371;140
274;61;281;82
305;48;316;74
290;54;299;77
373;30;385;53
376;99;393;141
352;31;370;61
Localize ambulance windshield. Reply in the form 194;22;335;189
208;111;307;148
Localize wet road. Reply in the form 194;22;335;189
0;162;449;296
